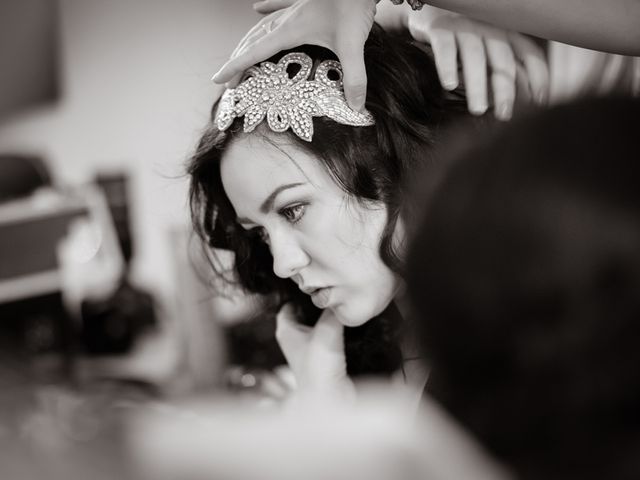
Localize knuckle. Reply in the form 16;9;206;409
432;33;454;51
493;83;515;101
455;16;475;33
459;36;484;57
495;60;517;78
275;326;292;345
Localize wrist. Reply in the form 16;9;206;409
377;0;429;8
400;2;411;29
406;0;429;9
375;0;411;32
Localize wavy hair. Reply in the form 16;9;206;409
189;24;472;376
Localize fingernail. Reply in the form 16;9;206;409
351;96;366;113
469;102;488;116
252;1;266;9
212;63;229;83
442;79;458;91
496;102;512;121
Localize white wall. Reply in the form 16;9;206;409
0;0;259;301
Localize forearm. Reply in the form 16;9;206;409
424;0;640;55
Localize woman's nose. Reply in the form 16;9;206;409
270;231;310;279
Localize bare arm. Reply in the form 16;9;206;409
424;0;640;55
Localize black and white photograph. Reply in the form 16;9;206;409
1;1;639;479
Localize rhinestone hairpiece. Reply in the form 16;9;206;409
215;52;375;142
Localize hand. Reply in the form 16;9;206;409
275;303;355;399
406;7;549;120
256;365;298;404
212;0;377;113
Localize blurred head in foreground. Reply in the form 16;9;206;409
408;97;640;480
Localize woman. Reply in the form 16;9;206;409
189;25;477;396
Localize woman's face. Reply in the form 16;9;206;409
220;134;401;327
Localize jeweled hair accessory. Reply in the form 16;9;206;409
215;52;375;142
387;0;427;10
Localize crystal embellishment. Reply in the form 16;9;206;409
215;52;375;142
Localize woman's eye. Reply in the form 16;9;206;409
280;204;306;224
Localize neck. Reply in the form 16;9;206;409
392;288;419;358
392;291;430;391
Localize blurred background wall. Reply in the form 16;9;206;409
0;0;258;303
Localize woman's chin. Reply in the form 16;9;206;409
331;303;384;328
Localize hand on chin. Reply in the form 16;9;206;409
276;304;356;403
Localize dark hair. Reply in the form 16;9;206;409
408;97;640;479
189;24;471;376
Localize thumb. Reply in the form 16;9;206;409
276;303;312;370
305;310;348;385
309;309;345;355
336;41;368;113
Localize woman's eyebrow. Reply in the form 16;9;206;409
259;182;305;213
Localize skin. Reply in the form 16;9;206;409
216;0;640;116
250;0;640;56
425;0;640;57
213;0;550;118
220;132;402;328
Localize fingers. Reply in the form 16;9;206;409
457;27;488;116
226;18;279;87
259;367;296;400
276;306;350;396
335;39;368;112
213;15;279;86
276;303;312;369
274;364;297;391
514;61;533;104
259;374;290;400
230;18;269;60
509;33;550;105
253;0;296;14
276;304;312;340
214;0;375;114
214;11;289;84
213;25;296;84
304;310;351;394
310;309;344;354
224;19;277;87
416;13;548;118
430;27;459;90
407;12;458;90
484;30;516;121
230;12;281;60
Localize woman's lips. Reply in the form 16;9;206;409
310;287;332;309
